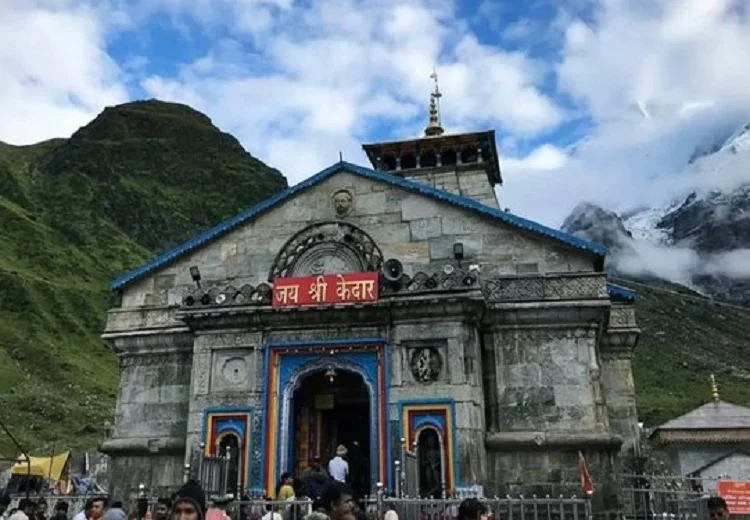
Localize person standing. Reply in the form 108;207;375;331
9;500;36;520
327;447;348;484
301;458;329;500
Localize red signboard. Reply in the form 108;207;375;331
272;272;379;307
717;481;750;515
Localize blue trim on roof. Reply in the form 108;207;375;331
109;161;607;290
607;284;636;302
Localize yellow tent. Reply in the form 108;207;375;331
10;452;70;481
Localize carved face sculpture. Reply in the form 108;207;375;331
332;190;353;217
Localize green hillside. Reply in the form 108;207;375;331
625;278;750;426
0;100;287;457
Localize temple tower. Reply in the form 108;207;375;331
362;70;502;208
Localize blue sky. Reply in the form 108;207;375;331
2;0;750;226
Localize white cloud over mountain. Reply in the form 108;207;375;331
1;0;750;229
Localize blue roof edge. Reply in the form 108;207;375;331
607;283;636;302
108;161;608;290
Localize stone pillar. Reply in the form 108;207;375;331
600;304;641;450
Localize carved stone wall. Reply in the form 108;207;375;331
389;319;487;488
102;345;193;497
110;351;192;441
484;327;605;433
183;331;263;478
117;171;594;309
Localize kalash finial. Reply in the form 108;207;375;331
710;374;720;402
424;68;444;137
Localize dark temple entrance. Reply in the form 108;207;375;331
417;428;443;498
293;369;371;497
217;433;240;495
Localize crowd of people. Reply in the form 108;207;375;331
0;480;492;520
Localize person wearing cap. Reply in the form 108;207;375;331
457;499;490;520
327;446;348;484
171;480;207;520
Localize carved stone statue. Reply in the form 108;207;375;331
332;189;354;217
411;348;442;383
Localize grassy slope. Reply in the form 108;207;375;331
0;100;287;458
624;278;750;426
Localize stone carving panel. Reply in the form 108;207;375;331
119;352;191;369
211;351;254;392
332;189;354;217
269;221;383;280
608;306;637;328
410;347;442;383
221;357;248;385
482;274;607;302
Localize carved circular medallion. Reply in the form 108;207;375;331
269;221;383;280
331;189;354;217
293;242;363;276
221;357;248;385
410;347;442;383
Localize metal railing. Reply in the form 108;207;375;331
195;443;233;498
226;495;592;520
618;474;720;520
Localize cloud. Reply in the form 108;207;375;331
0;1;128;144
501;0;750;227
2;0;750;291
137;0;564;181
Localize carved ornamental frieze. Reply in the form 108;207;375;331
481;274;608;302
269;221;383;280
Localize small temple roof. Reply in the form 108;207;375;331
654;401;750;431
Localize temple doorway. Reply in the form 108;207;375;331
417;428;443;498
292;369;371;497
217;433;241;495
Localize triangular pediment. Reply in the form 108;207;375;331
110;161;606;290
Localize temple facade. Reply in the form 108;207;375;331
101;83;641;501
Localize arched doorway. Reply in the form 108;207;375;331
417;428;443;498
217;433;241;495
292;369;371;497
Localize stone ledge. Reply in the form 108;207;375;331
485;431;623;451
100;436;186;455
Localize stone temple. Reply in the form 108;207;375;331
101;83;640;501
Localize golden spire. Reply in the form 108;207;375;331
710;374;720;402
424;68;444;137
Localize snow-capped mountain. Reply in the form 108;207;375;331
561;120;750;305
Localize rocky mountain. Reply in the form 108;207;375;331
562;120;750;305
0;100;287;456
